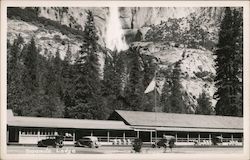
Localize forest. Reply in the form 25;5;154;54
7;7;243;119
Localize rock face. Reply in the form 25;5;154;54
7;7;227;111
8;19;81;60
37;7;109;46
36;7;224;44
119;7;198;29
132;42;217;111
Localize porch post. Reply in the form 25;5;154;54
123;132;126;139
198;133;200;143
73;131;75;142
38;129;40;141
18;128;21;143
231;134;234;141
137;131;139;138
187;133;189;142
107;131;110;142
175;133;178;143
150;131;152;144
209;134;211;142
91;131;93;136
19;129;21;139
155;131;157;141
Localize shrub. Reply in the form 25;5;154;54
132;138;142;153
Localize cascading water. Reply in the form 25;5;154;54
105;7;128;52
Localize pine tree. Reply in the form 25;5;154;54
7;35;25;115
62;44;75;118
22;37;38;93
102;50;129;113
196;91;213;115
53;49;63;98
162;61;186;113
160;68;172;112
124;47;145;111
214;7;243;117
71;10;104;119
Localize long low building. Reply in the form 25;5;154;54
7;109;243;146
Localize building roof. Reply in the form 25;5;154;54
7;110;131;130
110;110;243;133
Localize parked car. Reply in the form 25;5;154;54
37;135;64;148
152;135;175;148
75;136;101;148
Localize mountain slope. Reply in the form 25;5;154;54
7;7;225;113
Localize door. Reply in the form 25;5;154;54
8;127;19;142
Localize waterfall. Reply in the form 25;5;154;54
105;7;128;52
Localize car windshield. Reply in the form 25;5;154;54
82;138;91;141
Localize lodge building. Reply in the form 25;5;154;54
7;109;243;146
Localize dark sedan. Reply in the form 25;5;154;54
37;135;64;148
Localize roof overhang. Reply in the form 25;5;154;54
131;126;243;133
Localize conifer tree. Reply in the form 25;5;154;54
22;37;38;93
62;44;75;118
124;47;145;111
7;35;25;115
162;61;186;113
53;49;63;98
196;91;213;115
71;10;104;119
214;7;243;116
102;50;128;112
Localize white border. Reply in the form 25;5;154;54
1;1;250;160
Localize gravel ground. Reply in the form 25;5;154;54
7;145;243;154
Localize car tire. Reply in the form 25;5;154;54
38;141;46;147
152;144;156;148
89;143;94;148
75;141;80;147
37;142;42;147
58;140;63;148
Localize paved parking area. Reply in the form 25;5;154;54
7;145;243;154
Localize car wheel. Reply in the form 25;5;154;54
152;144;156;148
38;141;45;147
37;142;42;147
58;140;63;148
75;141;80;147
89;143;94;148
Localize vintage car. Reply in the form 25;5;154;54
152;135;175;148
74;136;101;148
37;135;64;148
